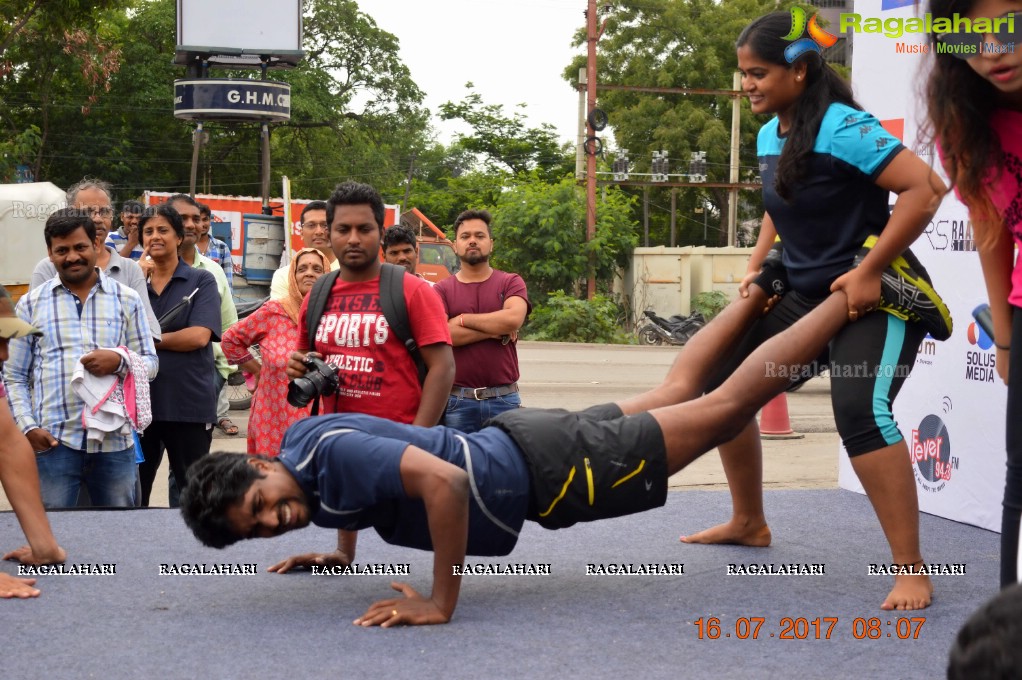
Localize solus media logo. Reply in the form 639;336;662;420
781;7;839;63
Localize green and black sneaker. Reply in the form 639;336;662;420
853;235;953;341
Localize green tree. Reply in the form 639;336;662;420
0;125;39;182
397;140;511;229
525;292;630;344
267;0;429;199
0;0;126;61
0;0;130;182
490;175;637;305
405;87;580;232
439;85;572;180
563;0;782;246
1;0;431;202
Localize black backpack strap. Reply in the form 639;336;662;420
306;269;340;347
303;269;341;416
379;263;427;385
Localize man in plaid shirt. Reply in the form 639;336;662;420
196;202;233;289
4;208;158;508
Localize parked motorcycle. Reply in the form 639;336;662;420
638;309;705;346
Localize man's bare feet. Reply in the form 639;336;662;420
880;574;933;611
680;518;772;546
0;572;40;598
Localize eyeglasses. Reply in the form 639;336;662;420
83;206;114;218
936;11;1020;60
301;221;329;231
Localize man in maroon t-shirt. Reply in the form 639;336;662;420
434;209;530;433
277;181;455;573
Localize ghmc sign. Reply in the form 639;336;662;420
174;79;291;122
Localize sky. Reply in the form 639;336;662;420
354;0;586;146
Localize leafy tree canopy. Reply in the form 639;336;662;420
490;174;638;305
0;0;430;202
439;84;572;180
562;0;784;245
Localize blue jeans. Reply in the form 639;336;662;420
444;391;522;434
34;444;137;509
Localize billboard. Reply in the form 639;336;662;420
838;0;1008;532
175;0;303;68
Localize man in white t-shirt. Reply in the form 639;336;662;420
269;201;339;300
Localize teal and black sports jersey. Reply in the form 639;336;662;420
758;102;904;298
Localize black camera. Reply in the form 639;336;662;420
287;355;340;408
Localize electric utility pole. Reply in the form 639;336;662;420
585;0;598;300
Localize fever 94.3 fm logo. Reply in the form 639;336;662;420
911;413;957;493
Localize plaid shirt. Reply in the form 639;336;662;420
200;236;234;289
4;270;159;453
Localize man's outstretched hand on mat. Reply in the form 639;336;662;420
267;548;351;574
0;542;66;598
268;529;358;574
3;543;67;565
353;582;451;627
0;573;40;599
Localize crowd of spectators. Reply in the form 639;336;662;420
0;177;530;596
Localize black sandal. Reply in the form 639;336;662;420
217;418;240;436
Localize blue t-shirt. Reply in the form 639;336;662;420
147;260;222;422
758;102;904;297
278;414;531;557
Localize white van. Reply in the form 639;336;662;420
0;182;64;300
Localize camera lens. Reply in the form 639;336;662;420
287;377;317;408
286;356;339;409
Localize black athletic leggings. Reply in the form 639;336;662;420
1001;305;1022;587
707;290;925;456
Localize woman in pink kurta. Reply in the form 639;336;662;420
222;249;327;455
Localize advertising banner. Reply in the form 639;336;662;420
838;0;1008;531
144;191;314;276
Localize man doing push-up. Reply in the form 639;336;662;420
180;246;949;626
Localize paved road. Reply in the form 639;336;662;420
1;341;841;511
512;342;839;493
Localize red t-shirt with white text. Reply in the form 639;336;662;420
297;272;451;423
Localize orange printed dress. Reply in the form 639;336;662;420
221;300;310;455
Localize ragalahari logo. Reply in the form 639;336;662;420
781;7;839;63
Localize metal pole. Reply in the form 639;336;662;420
585;0;598;300
260;123;272;215
728;70;741;247
260;60;273;216
643;187;649;247
189;121;203;197
670;188;677;247
576;68;586;182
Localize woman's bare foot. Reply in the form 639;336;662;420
680;518;772;546
881;574;933;611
